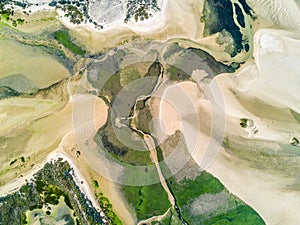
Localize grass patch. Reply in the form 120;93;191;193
98;118;152;166
124;183;171;221
170;171;225;207
204;205;265;225
53;30;85;55
167;65;191;81
96;192;123;225
156;208;181;225
92;180;99;189
168;170;265;224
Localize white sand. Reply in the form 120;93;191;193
247;0;300;34
54;0;169;35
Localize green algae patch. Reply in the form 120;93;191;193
124;183;171;221
53;30;85;55
168;170;265;225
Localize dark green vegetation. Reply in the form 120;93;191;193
61;5;83;24
201;0;254;56
0;2;25;27
0;159;109;225
9;156;26;165
238;0;255;17
170;172;225;207
204;205;265;225
239;118;248;128
190;48;236;74
167;65;191;81
125;0;160;22
97;193;123;225
168;163;265;225
53;30;85;55
95;187;123;225
92;179;100;189
124;183;171;221
155;209;182;225
98;118;153;166
35;179;73;208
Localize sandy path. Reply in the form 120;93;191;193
144;134;175;207
137;208;171;225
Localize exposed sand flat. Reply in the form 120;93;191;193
64;149;135;225
247;0;300;34
214;28;300;141
210;25;300;224
0;98;72;185
0;91;135;224
208;148;300;225
0;94;66;136
0;40;69;88
153;14;300;225
153;77;300;224
250;30;300;112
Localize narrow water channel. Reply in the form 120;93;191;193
114;65;189;224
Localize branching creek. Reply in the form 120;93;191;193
113;64;189;224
